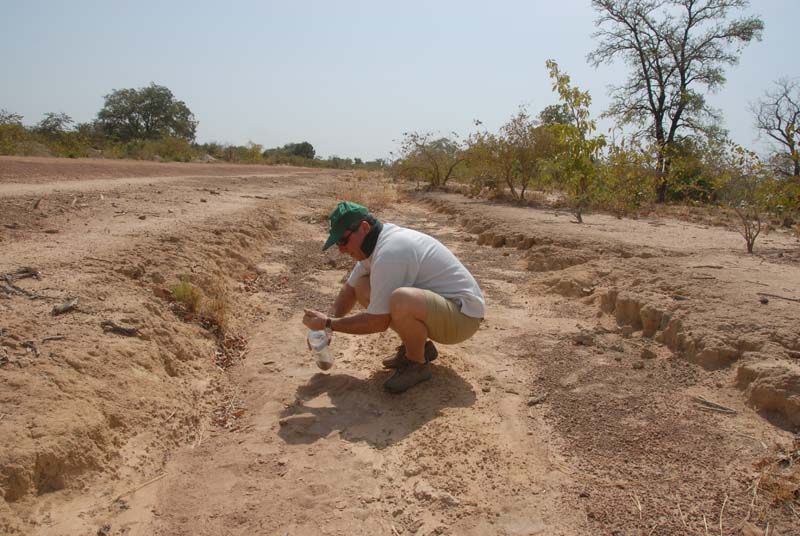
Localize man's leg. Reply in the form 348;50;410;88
388;287;429;363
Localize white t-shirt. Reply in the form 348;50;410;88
346;223;485;318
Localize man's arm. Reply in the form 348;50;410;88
330;312;390;334
302;308;390;334
332;283;357;318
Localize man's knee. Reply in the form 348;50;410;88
354;275;370;308
389;287;427;317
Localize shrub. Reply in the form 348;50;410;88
171;276;202;314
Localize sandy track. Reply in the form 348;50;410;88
1;158;799;535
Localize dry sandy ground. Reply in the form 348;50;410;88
1;157;799;536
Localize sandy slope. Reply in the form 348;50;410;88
1;157;798;535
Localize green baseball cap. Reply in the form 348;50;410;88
322;201;369;251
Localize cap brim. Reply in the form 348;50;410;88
322;232;341;251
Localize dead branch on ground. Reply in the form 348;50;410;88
1;267;41;298
100;320;139;337
21;341;39;357
693;395;737;414
756;292;800;303
109;473;167;507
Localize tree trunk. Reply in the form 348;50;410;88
656;149;670;203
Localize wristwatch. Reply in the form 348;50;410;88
325;317;333;331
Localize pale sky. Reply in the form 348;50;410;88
1;1;796;161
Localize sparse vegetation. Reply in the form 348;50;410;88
171;275;202;314
201;278;230;335
335;170;397;211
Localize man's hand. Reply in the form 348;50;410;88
303;309;328;331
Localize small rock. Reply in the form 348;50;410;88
404;465;423;477
527;393;548;406
200;198;208;203
138;215;146;220
573;332;595;346
278;418;289;426
759;296;769;304
482;386;491;393
621;326;634;338
632;361;644;370
641;348;657;360
579;491;590;498
97;525;111;536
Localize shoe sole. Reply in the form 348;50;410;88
382;342;438;369
383;370;432;394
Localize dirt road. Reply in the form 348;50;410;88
1;157;798;535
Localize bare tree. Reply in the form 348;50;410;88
751;78;800;178
588;0;763;202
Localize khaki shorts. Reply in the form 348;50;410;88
422;290;482;344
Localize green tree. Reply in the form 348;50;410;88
588;0;763;202
597;140;657;217
393;132;465;188
0;109;23;125
288;141;315;159
262;141;316;160
538;104;571;126
545;60;607;223
466;130;517;197
0;109;27;155
35;112;74;136
97;83;197;142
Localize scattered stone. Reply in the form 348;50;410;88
51;297;79;316
527;393;548;406
759;296;769;304
632;361;644;370
573;332;595;346
482;386;491;393
621;326;634;338
403;465;423;477
641;348;657;360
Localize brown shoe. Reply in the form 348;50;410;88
383;362;432;393
381;340;438;369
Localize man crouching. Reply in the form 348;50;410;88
302;201;485;393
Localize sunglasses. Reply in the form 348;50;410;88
336;220;363;247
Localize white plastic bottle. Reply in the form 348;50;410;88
308;329;333;370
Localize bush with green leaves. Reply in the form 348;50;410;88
544;60;607;223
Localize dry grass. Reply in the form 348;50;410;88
749;439;800;523
202;277;230;334
334;171;398;211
